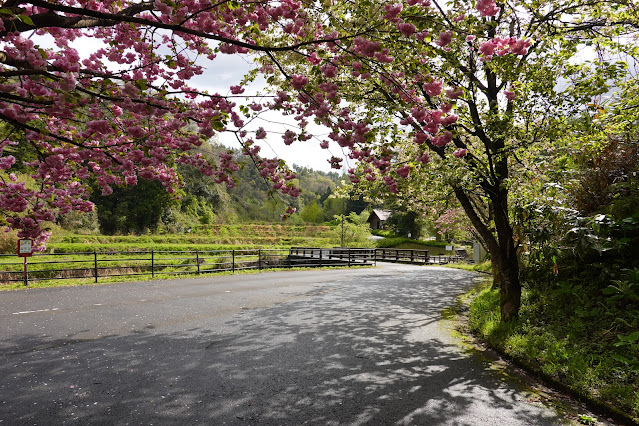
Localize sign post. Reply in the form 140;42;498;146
17;239;33;286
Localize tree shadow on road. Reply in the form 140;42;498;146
0;267;561;425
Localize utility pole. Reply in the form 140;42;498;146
340;199;345;247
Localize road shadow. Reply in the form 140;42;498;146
0;266;561;425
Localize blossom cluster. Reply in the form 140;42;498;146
0;0;316;247
0;0;533;244
269;0;529;196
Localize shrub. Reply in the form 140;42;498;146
0;230;18;254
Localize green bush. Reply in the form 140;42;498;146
0;230;18;254
468;284;639;421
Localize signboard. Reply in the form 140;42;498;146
445;245;453;251
17;239;34;257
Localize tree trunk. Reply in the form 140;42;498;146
492;189;521;322
453;186;521;321
495;244;521;321
491;261;501;290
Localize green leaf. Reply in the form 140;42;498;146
611;354;632;363
212;120;225;131
17;14;34;26
134;80;148;91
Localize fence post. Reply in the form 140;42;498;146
411;250;414;262
348;249;352;267
319;248;323;267
288;248;292;269
94;250;98;283
23;256;28;286
196;250;200;275
258;249;262;270
232;250;235;273
151;250;155;278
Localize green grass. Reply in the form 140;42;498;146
445;260;491;273
41;224;340;253
370;229;397;238
375;236;470;256
376;236;455;248
48;242;308;253
467;285;639;423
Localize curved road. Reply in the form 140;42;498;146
1;263;566;425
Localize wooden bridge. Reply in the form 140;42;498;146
289;247;468;267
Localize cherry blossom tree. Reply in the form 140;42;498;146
0;0;333;246
0;0;636;320
251;0;637;320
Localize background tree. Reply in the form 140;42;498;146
90;178;176;234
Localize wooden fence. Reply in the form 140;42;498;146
0;247;468;286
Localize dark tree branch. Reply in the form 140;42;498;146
7;0;346;53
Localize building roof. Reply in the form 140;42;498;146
371;209;392;221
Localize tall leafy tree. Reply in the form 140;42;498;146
252;0;637;319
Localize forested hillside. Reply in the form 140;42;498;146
71;143;356;235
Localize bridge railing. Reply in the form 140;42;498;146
289;247;376;267
374;248;429;263
291;247;469;265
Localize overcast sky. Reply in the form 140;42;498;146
190;53;344;173
67;36;341;173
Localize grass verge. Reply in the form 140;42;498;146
466;283;639;424
444;260;491;274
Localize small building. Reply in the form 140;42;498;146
368;209;392;230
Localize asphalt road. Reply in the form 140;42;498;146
0;263;565;425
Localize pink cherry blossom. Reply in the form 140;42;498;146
432;131;453;147
446;88;464;99
396;165;410;178
453;148;468;158
291;74;309;90
397;22;416;37
436;31;453;48
417;152;431;164
476;0;500;17
423;78;443;96
384;4;403;21
256;127;267;139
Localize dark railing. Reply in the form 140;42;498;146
0;248;376;286
0;247;469;286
